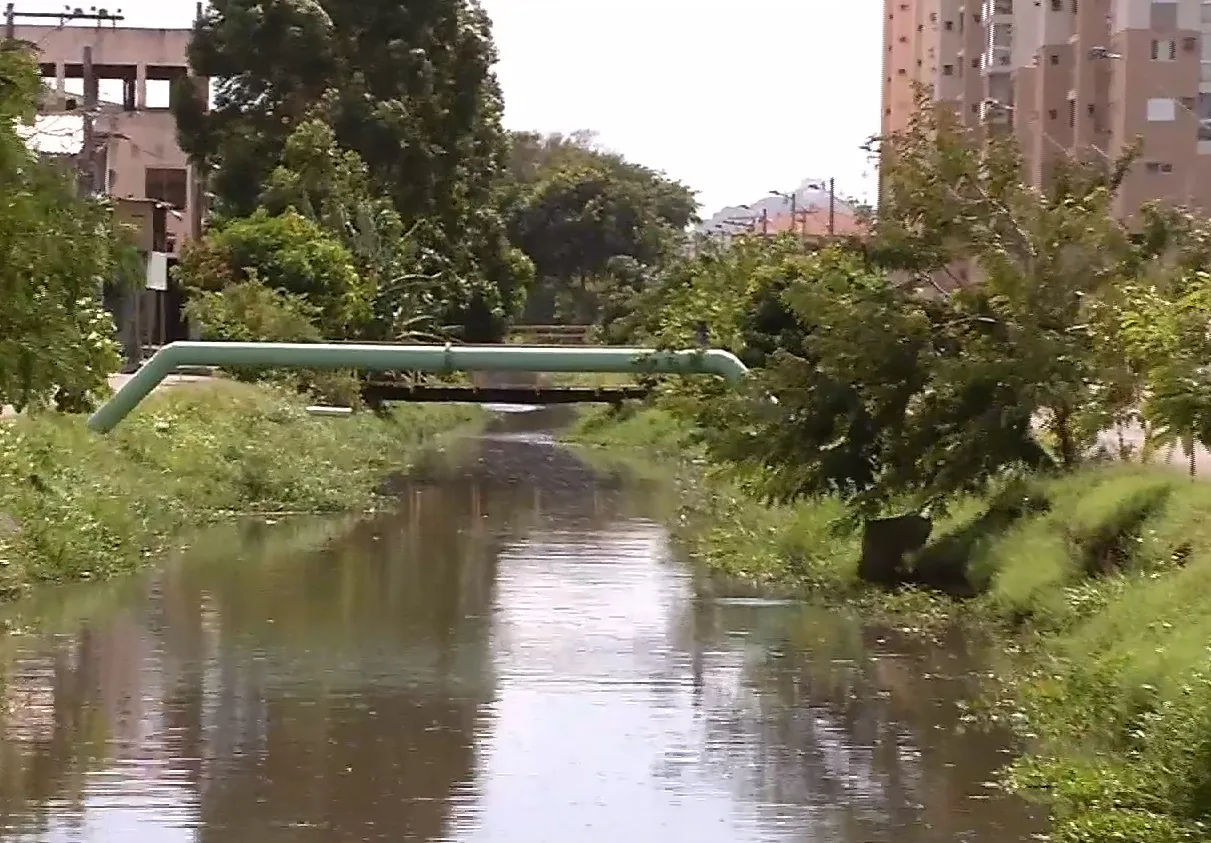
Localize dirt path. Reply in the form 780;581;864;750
0;373;218;420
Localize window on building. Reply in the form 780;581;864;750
1050;53;1060;64
1147;97;1177;121
899;35;908;42
973;12;982;22
972;103;979;114
1069;100;1077;127
945;19;954;29
1048;108;1059;119
1050;0;1061;9
897;68;907;75
1145;161;1174;173
1071;0;1078;10
943;63;954;75
1197;92;1211;140
972;57;980;68
1149;39;1178;60
144;167;188;209
1199;91;1211;119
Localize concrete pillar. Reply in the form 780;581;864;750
135;64;147;110
55;61;64;94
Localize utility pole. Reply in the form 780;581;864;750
827;177;836;236
78;44;96;198
760;207;769;236
189;0;207;242
770;189;797;237
4;4;14;40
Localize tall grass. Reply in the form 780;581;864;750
0;381;481;597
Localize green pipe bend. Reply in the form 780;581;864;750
86;341;748;433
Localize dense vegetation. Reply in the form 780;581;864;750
0;45;139;412
171;1;696;348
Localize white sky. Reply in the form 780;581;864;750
22;0;882;216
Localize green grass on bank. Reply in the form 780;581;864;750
0;381;481;599
569;403;694;454
567;404;1211;841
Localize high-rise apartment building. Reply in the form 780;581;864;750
882;0;1211;214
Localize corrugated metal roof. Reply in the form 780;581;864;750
15;114;85;155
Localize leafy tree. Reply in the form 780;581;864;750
185;278;323;345
174;0;527;340
1114;273;1211;475
257;118;452;343
177;209;368;337
499;131;697;325
851;94;1138;471
624;233;814;363
645;95;1147;520
0;44;126;411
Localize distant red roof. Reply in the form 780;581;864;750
763;207;867;238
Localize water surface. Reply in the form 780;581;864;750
0;429;1043;842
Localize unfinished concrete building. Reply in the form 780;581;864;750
13;21;206;254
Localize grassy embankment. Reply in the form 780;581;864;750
0;380;481;601
568;403;1211;840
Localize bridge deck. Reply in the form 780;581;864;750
361;384;650;405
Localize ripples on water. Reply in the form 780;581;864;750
0;423;1043;842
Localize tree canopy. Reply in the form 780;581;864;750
635;95;1172;517
174;0;528;340
498;131;697;325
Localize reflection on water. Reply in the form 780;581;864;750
0;434;1043;842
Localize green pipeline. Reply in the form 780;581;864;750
86;341;750;433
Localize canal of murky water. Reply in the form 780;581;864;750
0;415;1045;842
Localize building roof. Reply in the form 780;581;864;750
696;177;861;235
15;114;85;155
763;206;866;238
